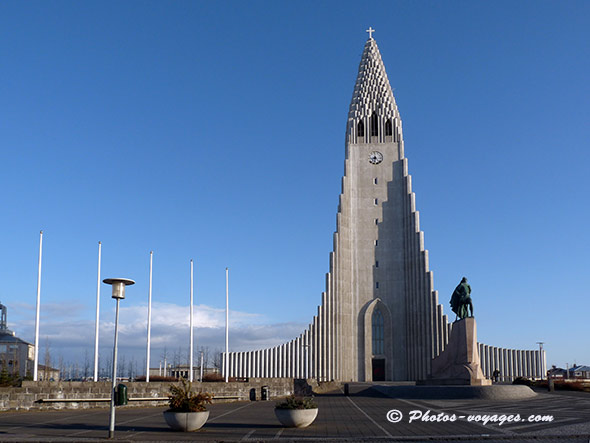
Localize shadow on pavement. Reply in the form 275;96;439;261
204;422;282;429
349;387;390;398
313;391;343;397
36;423;107;431
313;385;389;398
36;422;172;433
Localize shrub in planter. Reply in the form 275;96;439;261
274;395;318;428
163;379;212;431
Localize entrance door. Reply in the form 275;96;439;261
372;358;385;381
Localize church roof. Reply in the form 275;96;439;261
348;37;399;121
0;331;32;345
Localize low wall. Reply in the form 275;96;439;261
0;378;295;411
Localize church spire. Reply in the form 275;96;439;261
347;35;402;144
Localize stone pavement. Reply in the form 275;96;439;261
0;383;588;441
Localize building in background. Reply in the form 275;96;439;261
0;302;34;378
37;364;60;382
148;364;219;381
571;365;590;379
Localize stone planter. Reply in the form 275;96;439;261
163;410;209;431
274;408;318;428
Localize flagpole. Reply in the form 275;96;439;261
200;351;204;382
146;251;153;382
93;241;102;382
225;267;229;383
189;259;194;382
33;230;43;382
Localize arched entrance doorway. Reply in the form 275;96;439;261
362;298;393;381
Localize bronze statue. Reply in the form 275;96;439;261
450;277;473;320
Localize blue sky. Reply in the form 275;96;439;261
1;1;588;371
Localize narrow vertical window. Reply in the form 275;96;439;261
357;120;364;137
372;309;384;355
375;218;379;225
374;177;378;185
370;111;378;137
385;119;393;136
375;282;379;289
375;240;378;246
374;198;378;205
375;261;379;268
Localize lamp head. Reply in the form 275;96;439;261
103;278;135;300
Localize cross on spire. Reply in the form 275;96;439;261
366;27;375;39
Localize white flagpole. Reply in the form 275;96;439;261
33;230;43;382
146;251;153;382
200;351;204;382
189;259;194;382
93;241;102;382
225;267;229;383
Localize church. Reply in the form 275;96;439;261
223;32;546;382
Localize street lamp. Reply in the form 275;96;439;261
103;277;135;439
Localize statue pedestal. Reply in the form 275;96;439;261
421;317;491;386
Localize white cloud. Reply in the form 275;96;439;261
11;301;306;370
118;302;263;331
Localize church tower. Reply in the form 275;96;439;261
222;32;545;384
223;32;450;382
333;33;443;381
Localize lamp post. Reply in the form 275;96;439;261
103;277;135;439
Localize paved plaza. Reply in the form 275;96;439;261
0;384;589;442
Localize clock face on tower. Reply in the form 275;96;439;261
369;151;383;165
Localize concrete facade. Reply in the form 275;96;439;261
222;36;545;383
